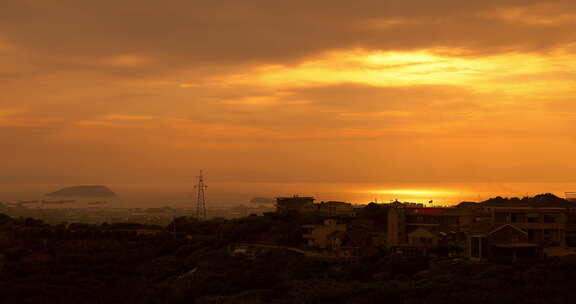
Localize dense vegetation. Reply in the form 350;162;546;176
1;194;576;304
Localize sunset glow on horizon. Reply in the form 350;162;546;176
360;189;460;197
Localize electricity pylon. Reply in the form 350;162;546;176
195;170;207;220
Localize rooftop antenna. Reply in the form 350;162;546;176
194;170;207;220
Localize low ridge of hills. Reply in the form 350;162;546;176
456;193;574;208
249;197;276;204
46;185;117;198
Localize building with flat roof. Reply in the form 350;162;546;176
276;196;316;215
317;201;355;217
275;196;356;217
387;207;476;247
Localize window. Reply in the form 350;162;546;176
544;214;557;223
528;229;538;242
527;213;540;223
567;213;576;224
471;237;482;258
495;212;508;223
543;230;560;246
566;231;576;247
441;216;459;225
543;230;551;242
511;213;525;223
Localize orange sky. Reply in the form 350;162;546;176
2;1;576;204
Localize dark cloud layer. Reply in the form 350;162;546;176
2;0;573;75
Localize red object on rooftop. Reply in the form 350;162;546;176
415;209;445;214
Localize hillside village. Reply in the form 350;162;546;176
267;194;576;262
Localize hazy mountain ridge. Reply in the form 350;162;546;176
46;185;117;198
249;197;276;204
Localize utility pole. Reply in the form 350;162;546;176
195;170;207;220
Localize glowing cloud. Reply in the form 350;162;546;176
216;49;576;96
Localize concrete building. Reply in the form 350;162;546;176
492;207;568;248
407;228;438;247
387;207;476;249
317;201;355;217
385;199;576;260
296;193;576;261
302;219;347;250
276;196;356;218
468;223;543;262
467;199;576;260
276;196;316;215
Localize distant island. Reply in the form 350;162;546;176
46;185;117;198
249;197;276;204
